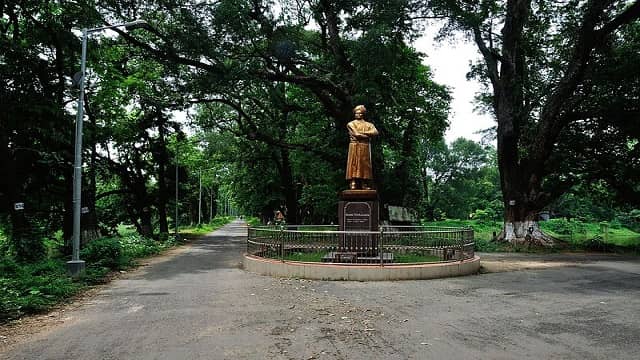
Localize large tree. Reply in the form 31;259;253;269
100;0;451;222
425;1;640;244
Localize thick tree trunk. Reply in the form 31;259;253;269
80;189;101;246
157;175;169;234
140;206;153;237
501;207;555;246
156;124;169;234
81;108;101;245
4;145;45;261
62;170;73;249
279;147;299;224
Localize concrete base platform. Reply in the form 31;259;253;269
243;255;480;281
66;260;86;277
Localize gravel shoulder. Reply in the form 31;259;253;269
2;221;640;359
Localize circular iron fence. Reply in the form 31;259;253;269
247;225;474;264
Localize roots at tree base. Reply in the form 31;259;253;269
497;220;556;246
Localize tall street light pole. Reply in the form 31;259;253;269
198;169;202;225
68;20;149;277
175;146;179;241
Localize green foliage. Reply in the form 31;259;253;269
615;209;640;233
473;237;504;253
0;227;8;255
0;256;82;322
540;219;640;248
179;216;233;235
80;238;122;270
551;181;621;222
420;139;502;220
245;216;262;227
119;235;165;259
542;218;586;236
0;226;187;323
423;219;501;242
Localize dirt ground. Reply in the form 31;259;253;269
2;221;639;359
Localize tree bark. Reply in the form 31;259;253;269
155;116;169;235
81;97;102;244
280;147;299;225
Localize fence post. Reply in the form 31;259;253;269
458;230;463;261
380;226;384;266
280;225;285;262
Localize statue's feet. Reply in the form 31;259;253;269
350;180;357;190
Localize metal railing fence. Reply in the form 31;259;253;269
247;225;474;264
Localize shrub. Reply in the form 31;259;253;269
1;257;82;322
470;209;492;224
544;218;587;235
80;237;122;269
120;235;161;259
581;235;614;252
0;279;23;321
615;209;640;232
0;255;21;276
158;232;169;242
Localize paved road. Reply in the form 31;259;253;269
3;220;640;359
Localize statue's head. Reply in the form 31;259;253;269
353;105;366;119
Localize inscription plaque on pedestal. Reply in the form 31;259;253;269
338;191;379;256
343;202;371;231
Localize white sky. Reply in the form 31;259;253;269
414;28;496;144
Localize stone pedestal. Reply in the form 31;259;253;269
338;190;379;256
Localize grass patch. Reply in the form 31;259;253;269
283;252;326;262
422;218;640;252
394;253;441;263
539;218;640;253
179;216;233;235
1;257;83;323
245;216;262;227
421;219;507;252
421;219;502;242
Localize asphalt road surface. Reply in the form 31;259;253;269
3;220;640;359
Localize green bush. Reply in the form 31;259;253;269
0;255;21;275
474;237;502;252
1;226;190;323
616;209;640;232
0;256;81;322
581;235;614;252
470;209;493;224
0;278;23;321
80;237;122;269
158;232;169;242
120;234;162;259
246;216;261;227
12;232;47;263
543;218;587;235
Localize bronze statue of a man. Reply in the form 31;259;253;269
346;105;379;190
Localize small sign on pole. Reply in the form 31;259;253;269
14;202;24;211
81;206;89;214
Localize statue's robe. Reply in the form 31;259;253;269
346;120;378;180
